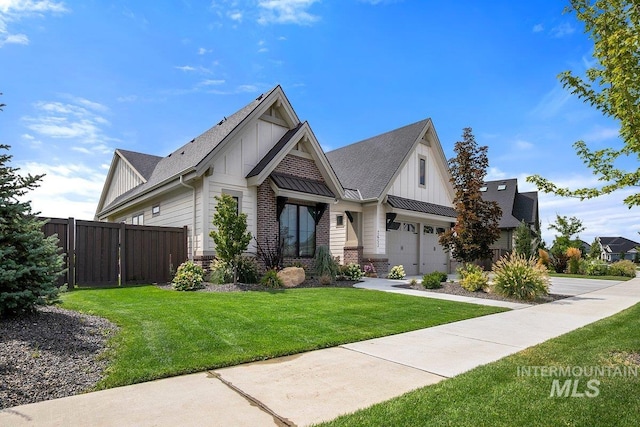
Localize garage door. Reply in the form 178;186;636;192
421;225;448;273
387;222;419;276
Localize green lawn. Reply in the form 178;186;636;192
318;303;640;427
61;286;506;389
548;272;633;281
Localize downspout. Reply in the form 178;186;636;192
180;175;196;259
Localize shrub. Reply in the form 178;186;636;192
363;262;377;277
260;269;283;288
550;252;569;273
388;265;406;280
492;252;549;301
609;260;637;278
585;260;609;276
236;256;260;284
172;261;205;291
341;263;364;280
566;247;582;274
458;263;488;291
314;246;338;280
208;259;232;284
409;278;418;287
537;249;550;269
319;274;332;286
422;271;447;289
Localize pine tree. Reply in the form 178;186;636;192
589;238;602;259
439;128;502;263
209;194;251;285
0;144;65;317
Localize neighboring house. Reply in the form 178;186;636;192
326;119;456;276
96;85;344;270
578;239;592;256
479;179;539;254
597;237;640;262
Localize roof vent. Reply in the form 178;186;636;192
190;138;195;143
181;151;185;155
256;93;264;101
217;116;227;126
498;184;507;191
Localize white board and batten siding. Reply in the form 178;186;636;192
329;210;347;259
104;158;144;208
362;204;387;257
387;142;452;206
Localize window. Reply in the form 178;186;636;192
424;225;434;234
223;189;242;215
419;157;426;187
497;184;507;191
403;223;416;233
132;213;144;225
280;204;317;257
152;205;160;216
480;186;487;192
436;227;446;235
232;196;240;215
336;214;344;227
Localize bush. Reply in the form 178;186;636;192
609;260;637;278
260;269;283;288
314;246;338;280
585;260;610;276
363;262;377;277
388;265;406;279
566;247;582;274
422;271;447;289
341;263;364;280
172;261;205;291
537;249;550;269
236;256;260;283
319;274;332;286
492;252;549;301
208;259;232;284
458;263;488;291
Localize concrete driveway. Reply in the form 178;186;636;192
549;276;623;296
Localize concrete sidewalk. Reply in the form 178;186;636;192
2;278;640;427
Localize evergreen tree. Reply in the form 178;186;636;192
589;238;602;259
209;194;251;285
439;128;502;263
0;144;65;317
514;220;533;259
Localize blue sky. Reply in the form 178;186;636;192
1;0;637;245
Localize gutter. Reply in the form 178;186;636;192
180;175;196;259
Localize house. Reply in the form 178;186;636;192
479;179;539;255
326;120;456;276
96;85;344;271
96;86;457;275
596;237;640;262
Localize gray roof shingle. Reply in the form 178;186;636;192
481;179;538;229
387;194;456;218
101;86;280;214
270;172;335;198
599;237;640;253
116;149;162;181
326;119;430;200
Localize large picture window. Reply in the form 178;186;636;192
280;203;317;257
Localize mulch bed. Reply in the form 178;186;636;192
157;278;360;292
394;281;571;305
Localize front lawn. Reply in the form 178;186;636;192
61;286;506;389
548;272;633;281
318;302;640;427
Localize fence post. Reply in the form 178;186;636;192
119;222;126;287
68;217;76;289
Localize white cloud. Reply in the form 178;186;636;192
515;140;534;150
175;65;211;74
582;126;619;142
529;84;572;119
257;0;320;25
198;79;225;86
0;0;68;48
228;10;243;21
258;47;268;53
17;161;106;220
532;23;544;33
117;95;138;102
550;22;575;38
197;47;211;55
21;133;35;140
175;65;196;72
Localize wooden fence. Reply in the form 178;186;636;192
41;217;188;287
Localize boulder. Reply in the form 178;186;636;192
277;267;305;288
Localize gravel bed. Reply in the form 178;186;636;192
0;305;118;410
395;281;570;304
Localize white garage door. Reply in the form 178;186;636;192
387;222;419;276
421;225;448;273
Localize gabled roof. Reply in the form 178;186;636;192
481;179;538;229
387;195;456;218
98;85;291;216
246;122;304;178
598;237;640;253
116;149;162;181
326;119;431;200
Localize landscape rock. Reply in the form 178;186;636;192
277;267;305;288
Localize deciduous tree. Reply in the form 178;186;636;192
439;128;502;263
209;194;251;285
528;0;640;207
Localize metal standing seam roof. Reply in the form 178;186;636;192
387;195;457;218
325;119;431;200
270;172;335;198
100;85;280;214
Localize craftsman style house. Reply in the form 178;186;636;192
96;86;457;274
96;86;344;270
